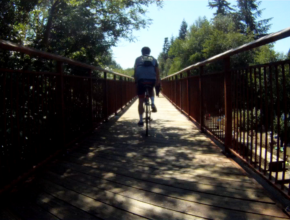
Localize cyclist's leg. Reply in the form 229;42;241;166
148;80;157;112
138;97;145;116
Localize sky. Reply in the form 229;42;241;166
111;0;290;69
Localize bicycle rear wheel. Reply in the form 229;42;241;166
145;103;149;136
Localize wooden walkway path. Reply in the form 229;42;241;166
1;94;289;220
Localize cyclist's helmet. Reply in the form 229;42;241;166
141;47;153;67
141;47;151;55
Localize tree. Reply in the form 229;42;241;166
162;37;170;60
170;36;175;46
253;45;278;64
0;0;38;42
203;15;253;70
208;0;233;16
2;0;163;68
287;49;290;59
158;37;172;78
236;0;272;36
178;20;188;40
158;15;255;75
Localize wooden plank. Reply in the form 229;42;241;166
4;195;60;220
80;139;224;155
38;179;201;220
75;148;238;169
0;208;22;220
4;88;289;219
78;138;233;160
53;160;262;192
58;160;273;202
33;192;102;220
45;169;279;214
9;185;101;220
66;153;252;183
41;170;288;219
69;151;247;176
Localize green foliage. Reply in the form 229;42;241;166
274;114;290;146
158;37;173;78
208;0;233;16
162;37;170;58
237;108;261;131
1;0;163;70
254;45;278;64
236;0;272;36
178;20;188;40
0;0;38;42
161;15;255;75
109;67;134;77
174;17;211;69
207;0;272;37
158;0;275;77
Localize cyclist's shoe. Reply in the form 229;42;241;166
151;104;157;112
137;121;144;126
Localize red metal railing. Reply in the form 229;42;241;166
162;27;290;197
0;40;135;192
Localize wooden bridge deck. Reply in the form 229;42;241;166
1;94;289;220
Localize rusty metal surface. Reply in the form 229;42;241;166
162;59;290;197
161;25;290;197
0;50;135;192
0;40;133;79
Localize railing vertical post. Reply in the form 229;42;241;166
180;73;182;109
114;74;117;115
199;66;204;131
175;75;177;105
120;77;123;110
187;70;190;117
224;57;232;154
125;77;128;105
57;61;65;145
104;71;108;122
88;70;93;128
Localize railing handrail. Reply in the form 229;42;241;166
162;26;290;80
0;39;133;79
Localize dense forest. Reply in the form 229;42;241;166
157;0;290;78
0;0;162;73
1;0;289;76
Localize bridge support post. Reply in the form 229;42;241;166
199;66;204;132
88;70;93;128
57;61;66;146
187;70;190;117
224;57;232;155
104;72;108;122
114;75;117;115
180;73;182;109
120;77;124;110
175;75;178;105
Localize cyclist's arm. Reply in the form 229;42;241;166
155;66;160;85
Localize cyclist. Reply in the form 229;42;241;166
134;46;160;126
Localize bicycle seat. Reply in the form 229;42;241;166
141;81;154;88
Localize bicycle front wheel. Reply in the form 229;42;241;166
145;103;149;136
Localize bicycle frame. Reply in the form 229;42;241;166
144;87;152;137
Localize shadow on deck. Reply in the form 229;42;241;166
0;94;289;220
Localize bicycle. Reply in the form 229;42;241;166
143;83;154;137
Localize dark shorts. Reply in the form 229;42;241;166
137;79;156;98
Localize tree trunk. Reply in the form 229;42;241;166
42;0;60;48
